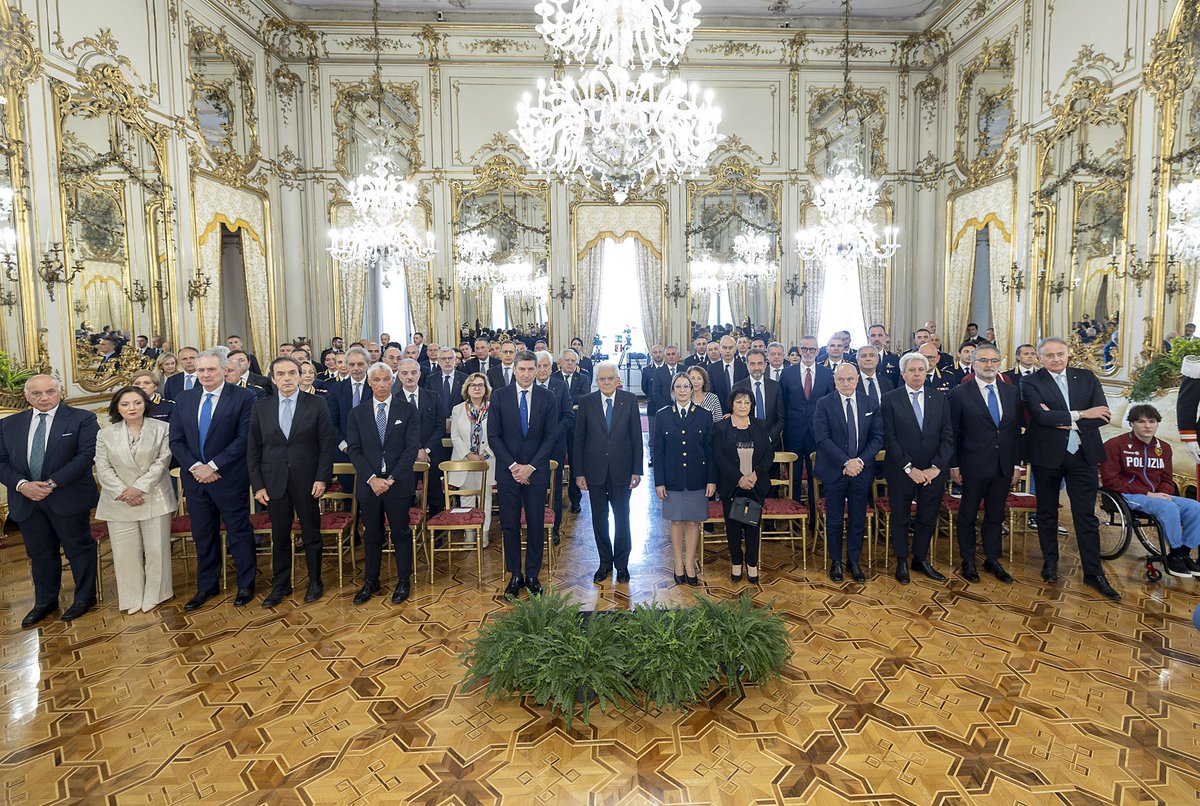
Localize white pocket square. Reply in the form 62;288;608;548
393;419;404;425
863;411;874;417
63;432;75;436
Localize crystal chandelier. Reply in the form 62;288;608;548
0;184;15;259
1168;179;1200;261
513;0;722;203
730;230;778;288
794;0;900;271
495;255;549;302
327;0;434;284
454;231;499;288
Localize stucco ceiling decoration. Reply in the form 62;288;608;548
281;0;956;30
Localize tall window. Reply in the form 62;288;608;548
596;238;647;357
816;256;868;345
376;261;414;341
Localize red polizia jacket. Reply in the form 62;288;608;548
1100;432;1174;495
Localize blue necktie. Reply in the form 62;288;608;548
376;402;387;445
184;374;195;391
986;384;1000;428
520;389;529;436
198;393;214;462
280;397;294;438
910;390;923;429
605;396;613;431
865;377;876;403
28;412;47;480
1055;373;1080;453
755;381;765;420
845;398;857;456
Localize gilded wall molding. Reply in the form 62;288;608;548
331;78;422;179
185;22;262;188
805;84;888;178
0;5;43;103
954;38;1017;189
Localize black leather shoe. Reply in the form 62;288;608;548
829;561;844;582
552;530;561;547
847;562;866;583
686;567;701;586
304;581;324;603
915;558;946;582
615;569;630;584
184;588;220;611
983;559;1013;583
61;598;96;621
747;572;759;585
961;562;980;583
234;584;255;607
353;580;380;605
895;560;910;584
391;578;411;604
1041;560;1058;583
1083;573;1121;600
504;574;524;597
261;587;291;608
593;566;612;584
525;577;543;596
22;603;57;628
673;572;686;585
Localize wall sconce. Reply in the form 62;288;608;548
998;262;1024;301
1165;270;1191;302
73;298;85;317
1114;243;1165;297
663;276;688;308
186;271;211;310
783;274;807;302
429;277;452;310
551;276;575;310
1047;272;1078;301
123;279;149;312
36;242;83;301
0;288;15;315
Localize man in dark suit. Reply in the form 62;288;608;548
880;352;954;584
1021;337;1119;599
426;346;466;435
709;335;749;407
854;344;897;406
867;324;901;385
648;345;683;415
779;335;834;510
230;349;272;397
226;335;261;375
462;337;492;377
395;358;445;515
346;363;421;605
946;342;976;387
1002;343;1040;385
733;348;785;448
488;349;559;597
574;362;643;584
163;346;200;400
536;351;575;541
553;347;591;513
0;375;100;626
169;350;259;608
683;335;708;369
487;340;518;390
813;364;884;583
248;357;335;607
325;346;371;476
948;344;1021;584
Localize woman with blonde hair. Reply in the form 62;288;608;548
448;372;495;545
129;370;174;423
154;351;178;380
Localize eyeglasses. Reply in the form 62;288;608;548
467;383;486;388
974;357;1001;364
799;347;818;353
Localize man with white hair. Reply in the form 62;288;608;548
170;349;259;608
553;347;590;514
0;375;101;626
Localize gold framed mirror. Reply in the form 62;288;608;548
186;25;260;185
52;64;177;393
955;39;1016;188
449;156;550;338
332;78;421;180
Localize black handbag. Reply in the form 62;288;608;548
728;495;763;526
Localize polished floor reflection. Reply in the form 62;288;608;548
1;435;1199;804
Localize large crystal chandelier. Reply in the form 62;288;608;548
794;1;899;271
454;231;499;288
730;230;778;288
494;255;550;302
1169;179;1200;261
327;0;434;284
513;0;722;203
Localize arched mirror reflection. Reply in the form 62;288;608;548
187;26;260;181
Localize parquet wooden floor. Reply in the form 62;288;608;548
2;446;1199;804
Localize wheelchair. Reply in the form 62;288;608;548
1096;487;1172;582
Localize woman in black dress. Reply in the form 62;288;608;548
713;388;773;584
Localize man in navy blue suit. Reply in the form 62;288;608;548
779;335;833;511
0;375;101;627
162;346;199;401
488;349;559;597
813;364;884;583
325;346;371;487
170;349;258;609
536;351;575;542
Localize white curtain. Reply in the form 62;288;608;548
949;177;1015;351
333;204;369;341
634;241;664;345
576;244;604;349
987;219;1013;353
803;262;825;338
404;205;431;336
238;228;271;358
858;208;890;330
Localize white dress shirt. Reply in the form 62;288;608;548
193;384;225;471
973;376;1003;420
17;405;59;489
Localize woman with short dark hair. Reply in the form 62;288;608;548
713;388;773;584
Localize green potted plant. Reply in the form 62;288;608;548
0;351;35;410
698;594;793;692
622;602;717;710
1128;338;1200;401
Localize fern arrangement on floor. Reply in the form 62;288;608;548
460;591;792;727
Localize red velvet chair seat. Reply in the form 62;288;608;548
428;508;485;527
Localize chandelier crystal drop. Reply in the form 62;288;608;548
495;256;550;302
730;230;778;288
1168;179;1200;261
533;0;702;70
454;231;500;288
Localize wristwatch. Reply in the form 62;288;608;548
45;480;57;490
903;463;913;474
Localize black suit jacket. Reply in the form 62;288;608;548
247;392;335;497
169;382;256;493
641;363;664;407
487;383;559;486
242;373;272;398
552;370;590;407
1021;367;1108;467
779;362;834;450
733;376;785;445
856;372;896;407
948;379;1022;478
709;359;750;408
542;377;575;458
812;391;884;481
325;377;370;449
487;363;515;391
572;390;643;486
649;364;684;414
880;385;954;475
345;395;421;499
426;370;467;429
712;418;773;501
0;404;100;520
394;386;444;456
162;372;197;401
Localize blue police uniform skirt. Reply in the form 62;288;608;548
660;488;709;522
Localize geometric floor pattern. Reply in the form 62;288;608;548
2;455;1199;804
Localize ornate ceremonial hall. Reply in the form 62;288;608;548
0;0;1199;803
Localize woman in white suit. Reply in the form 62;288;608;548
94;386;177;613
449;372;495;545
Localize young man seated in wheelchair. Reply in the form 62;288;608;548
1100;404;1200;578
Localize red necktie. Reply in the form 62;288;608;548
804;368;812;400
